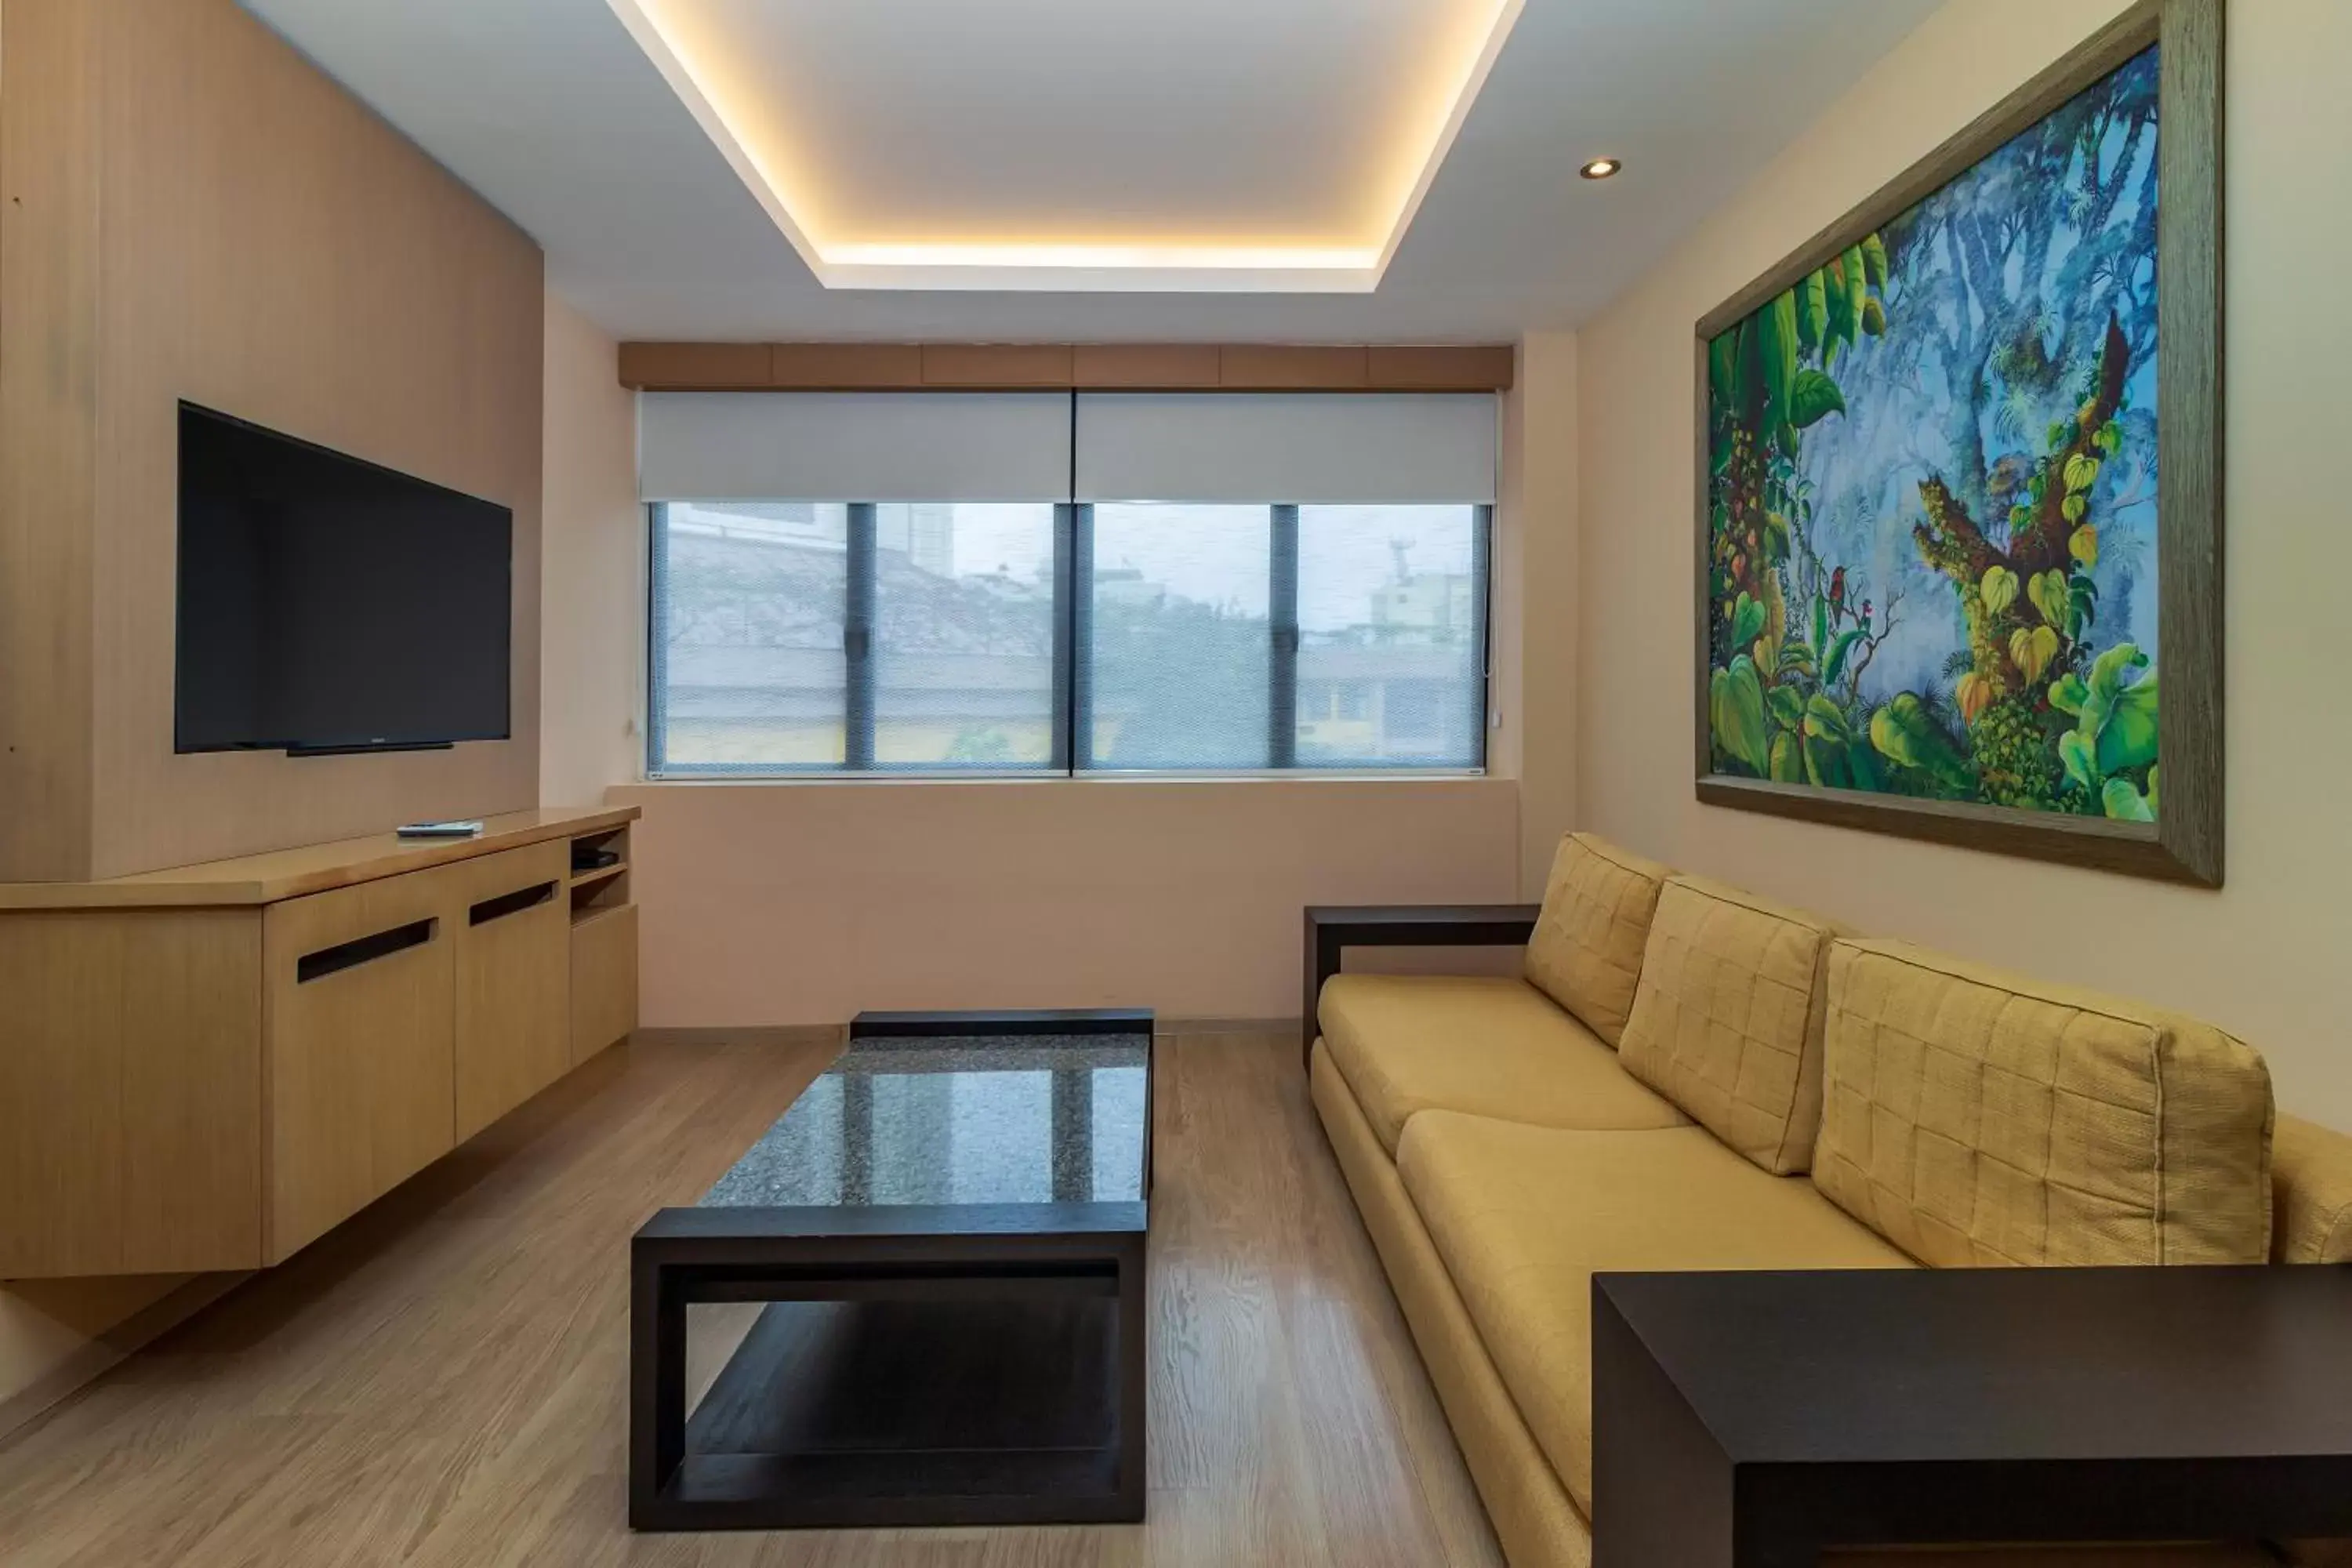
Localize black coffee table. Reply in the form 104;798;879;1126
629;1009;1152;1531
1592;1265;2352;1566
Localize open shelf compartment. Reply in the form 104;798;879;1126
569;824;633;921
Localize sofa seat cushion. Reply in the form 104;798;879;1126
1523;833;1675;1046
1319;975;1688;1158
1399;1112;1911;1512
1617;874;1845;1175
1814;938;2274;1268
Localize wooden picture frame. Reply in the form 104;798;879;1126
1692;0;2223;885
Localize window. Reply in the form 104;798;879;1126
1085;504;1271;771
641;388;1497;778
1297;505;1486;768
873;503;1060;768
650;500;1490;776
651;501;1062;773
652;502;849;769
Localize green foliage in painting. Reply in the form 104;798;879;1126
1704;229;1901;807
1703;46;2165;827
1789;371;1847;430
2049;643;2160;817
1711;656;1771;777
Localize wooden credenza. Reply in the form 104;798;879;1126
0;805;640;1279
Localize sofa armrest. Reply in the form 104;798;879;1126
1301;903;1542;1067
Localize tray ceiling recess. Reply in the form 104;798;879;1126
603;0;1526;293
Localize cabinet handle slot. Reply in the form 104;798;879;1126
470;881;557;927
298;918;436;983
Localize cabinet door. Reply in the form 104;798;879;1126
451;843;572;1142
263;871;456;1262
569;902;638;1064
0;910;264;1278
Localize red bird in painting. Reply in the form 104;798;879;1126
1828;567;1848;623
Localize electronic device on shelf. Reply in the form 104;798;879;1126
175;401;514;759
396;820;484;840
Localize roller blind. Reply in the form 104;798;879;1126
1073;392;1497;504
638;391;1074;503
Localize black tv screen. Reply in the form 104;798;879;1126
175;403;513;755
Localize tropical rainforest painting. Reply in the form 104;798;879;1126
1704;47;2163;826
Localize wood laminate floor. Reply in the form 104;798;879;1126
0;1029;1504;1566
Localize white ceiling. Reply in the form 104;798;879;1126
238;0;1941;341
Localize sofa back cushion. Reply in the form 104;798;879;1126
1522;833;1673;1047
1813;938;2274;1267
2272;1114;2352;1265
1616;876;1842;1174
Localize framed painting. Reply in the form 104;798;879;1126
1693;0;2222;885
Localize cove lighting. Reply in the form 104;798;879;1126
604;0;1526;293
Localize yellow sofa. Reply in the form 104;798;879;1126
1311;834;2352;1568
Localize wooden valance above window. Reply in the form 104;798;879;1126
615;342;1516;394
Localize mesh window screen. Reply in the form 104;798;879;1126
1297;505;1485;768
1086;503;1272;771
872;503;1059;771
652;503;848;769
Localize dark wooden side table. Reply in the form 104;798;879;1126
1592;1266;2352;1567
1301;903;1541;1069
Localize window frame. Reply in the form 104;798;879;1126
645;499;1492;780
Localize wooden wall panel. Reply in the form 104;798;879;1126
0;0;546;880
920;343;1076;387
768;342;923;388
1217;345;1371;390
1367;345;1519;391
86;0;545;880
0;0;102;881
618;341;1516;393
1071;343;1222;389
616;341;771;390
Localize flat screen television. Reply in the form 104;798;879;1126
175;402;513;756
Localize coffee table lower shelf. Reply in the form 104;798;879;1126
630;1206;1149;1532
659;1446;1127;1531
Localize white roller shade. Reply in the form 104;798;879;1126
1074;392;1497;504
639;391;1073;502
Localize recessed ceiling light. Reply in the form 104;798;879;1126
1579;157;1624;181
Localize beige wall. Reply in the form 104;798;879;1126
541;296;644;807
1512;332;1579;895
611;778;1520;1026
0;0;546;881
1572;0;2352;1123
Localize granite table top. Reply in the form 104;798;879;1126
699;1033;1151;1215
